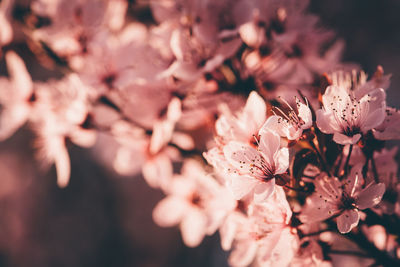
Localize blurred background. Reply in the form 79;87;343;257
0;0;399;266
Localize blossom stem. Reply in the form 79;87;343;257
334;146;344;177
343;144;353;178
370;156;380;183
326;220;400;266
344;231;400;266
309;139;332;177
284;185;305;192
329;250;372;258
302;229;331;237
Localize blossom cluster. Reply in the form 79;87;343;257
1;0;400;266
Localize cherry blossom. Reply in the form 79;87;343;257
262;96;312;140
153;159;236;247
300;164;386;233
215;91;266;144
0;0;399;266
316;84;386;145
0;51;33;140
223;129;289;202
0;0;13;47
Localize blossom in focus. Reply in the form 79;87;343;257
216;91;266;144
300;164;386;233
220;187;298;267
223;129;289;202
316;84;386;145
262;96;312;140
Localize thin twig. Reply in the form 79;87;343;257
309;139;332;177
343;144;353;178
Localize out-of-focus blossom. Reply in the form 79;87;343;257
0;0;13;47
31;0;128;69
32;74;95;187
153;159;236;247
373;107;400;140
0;51;33;140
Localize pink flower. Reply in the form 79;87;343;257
316;85;386;145
263;96;312;140
152;160;236;247
160;27;241;81
223;129;289;202
220;188;298;267
32;75;96;187
300;164;386;233
0;0;13;46
373;107;400;140
328;67;391;97
216;91;266;144
31;0;128;69
149;97;182;154
0;51;33;141
291;239;331;267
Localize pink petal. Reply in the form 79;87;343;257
337;209;360;233
356;183;386;210
69;128;96;147
180;209;208;247
242;91;267;131
257;130;281;163
228;239;258;267
262;115;289;138
274;147;289;174
362;108;386;132
54;140;71;188
223;141;259;173
298;102;313;129
333;132;361;145
219;212;244;250
343;163;363;196
142;154;173;189
362;88;386;115
254;180;275;203
171;132;195;150
166;97;182;122
229;174;258;200
149;120;174;154
152;196;187;227
5;51;32;99
316;109;340;134
113;147;144;175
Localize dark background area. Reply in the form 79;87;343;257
0;1;399;266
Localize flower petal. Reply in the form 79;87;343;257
257;129;281;163
229;174;258;200
180;208;208;247
274;147;289;174
356;183;386;210
223;141;259;174
316;109;340;134
152;196;187;227
253;180;275;203
333;132;361;145
337;209;360;234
